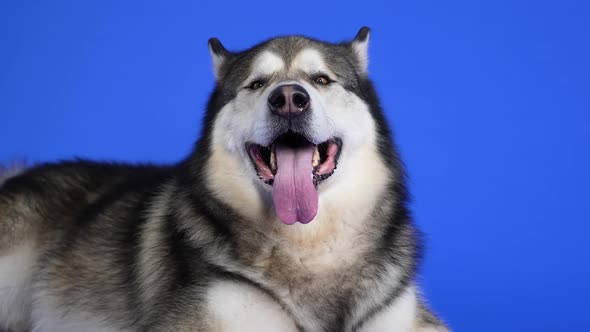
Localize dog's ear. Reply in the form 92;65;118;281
351;27;371;74
208;37;230;80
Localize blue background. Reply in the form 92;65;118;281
1;1;589;331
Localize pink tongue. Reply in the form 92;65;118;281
272;144;318;224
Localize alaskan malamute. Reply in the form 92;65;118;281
0;27;448;331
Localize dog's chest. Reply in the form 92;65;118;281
243;241;378;331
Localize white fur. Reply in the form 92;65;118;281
204;279;433;332
358;286;417;332
247;51;285;84
0;244;35;331
290;48;337;78
346;265;404;330
360;286;450;332
205;280;298;332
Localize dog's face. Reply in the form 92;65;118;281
205;28;389;226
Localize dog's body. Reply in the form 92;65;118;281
0;28;448;331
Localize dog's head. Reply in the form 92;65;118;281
200;28;394;226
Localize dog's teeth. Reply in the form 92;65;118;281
312;146;320;167
270;149;277;172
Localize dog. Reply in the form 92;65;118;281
0;27;449;331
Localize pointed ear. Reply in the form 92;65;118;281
208;37;230;80
351;26;371;74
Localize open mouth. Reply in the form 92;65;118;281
246;132;342;225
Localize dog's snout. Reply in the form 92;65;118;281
268;84;310;118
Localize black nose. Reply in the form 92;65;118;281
268;84;310;118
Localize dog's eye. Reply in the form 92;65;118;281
247;81;264;90
314;75;331;86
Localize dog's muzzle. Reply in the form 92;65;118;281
246;83;342;225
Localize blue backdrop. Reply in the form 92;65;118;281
1;1;588;331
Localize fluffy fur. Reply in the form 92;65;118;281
0;28;448;331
